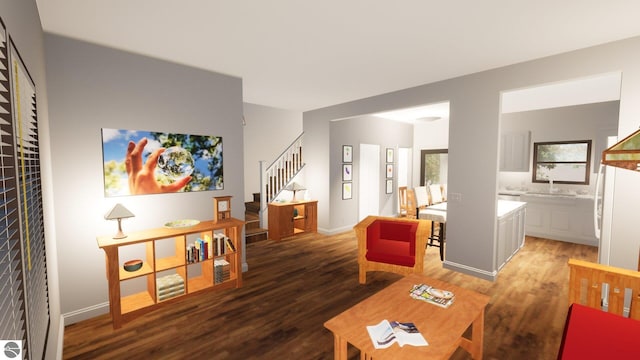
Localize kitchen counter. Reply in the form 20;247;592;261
522;192;594;200
425;200;526;219
498;189;527;196
497;199;526;218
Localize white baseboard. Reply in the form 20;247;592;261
62;302;110;325
443;260;498;282
319;225;354;235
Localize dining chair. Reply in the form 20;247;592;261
429;184;444;204
414;186;430;210
416;185;446;261
405;189;417;219
398;186;408;217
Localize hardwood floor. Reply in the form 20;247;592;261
63;231;597;359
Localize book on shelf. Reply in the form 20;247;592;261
156;273;185;300
185;234;234;263
214;233;228;256
158;287;185;301
206;234;213;258
214;258;230;283
366;320;428;349
157;284;185;296
409;284;455;308
225;237;236;252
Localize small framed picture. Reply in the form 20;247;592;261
386;179;393;194
342;164;353;181
342;182;352;200
386;164;393;178
343;145;353;163
386;148;394;163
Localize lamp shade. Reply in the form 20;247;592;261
284;182;306;192
104;203;135;220
105;204;135;239
602;128;640;171
284;182;306;202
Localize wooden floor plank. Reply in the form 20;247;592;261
64;231;596;359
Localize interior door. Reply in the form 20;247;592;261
359;143;380;221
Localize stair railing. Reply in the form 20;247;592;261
259;133;305;227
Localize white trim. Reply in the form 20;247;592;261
443;260;498;282
62;302;109;325
56;316;64;360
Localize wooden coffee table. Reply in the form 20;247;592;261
324;273;490;359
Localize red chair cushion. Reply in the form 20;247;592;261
366;239;415;267
365;220;418;267
558;303;640;359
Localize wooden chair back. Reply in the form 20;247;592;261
405;189;417;219
568;258;640;320
398;186;408;217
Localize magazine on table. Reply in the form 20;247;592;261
366;319;428;349
409;283;455;308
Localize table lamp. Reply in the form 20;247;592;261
284;182;306;202
104;203;135;239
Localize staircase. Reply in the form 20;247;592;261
256;133;306;236
261;133;305;204
245;192;268;243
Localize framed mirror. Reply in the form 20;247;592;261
532;140;592;184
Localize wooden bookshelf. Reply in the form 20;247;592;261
97;218;243;328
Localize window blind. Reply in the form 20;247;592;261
0;18;50;359
0;19;27;353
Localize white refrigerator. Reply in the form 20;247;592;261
594;136;617;265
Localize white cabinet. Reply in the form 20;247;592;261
520;195;596;246
496;201;526;271
500;131;531;172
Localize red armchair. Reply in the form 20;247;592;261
558;303;640;359
355;216;429;284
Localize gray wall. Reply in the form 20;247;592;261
305;36;640;278
329;116;413;231
44;34;244;324
0;0;61;358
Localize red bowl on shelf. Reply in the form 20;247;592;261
123;259;143;272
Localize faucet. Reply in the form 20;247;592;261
549;178;555;193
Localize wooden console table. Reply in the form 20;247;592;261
268;200;317;240
324;273;490;359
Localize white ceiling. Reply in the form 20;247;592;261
372;102;450;124
36;1;640;112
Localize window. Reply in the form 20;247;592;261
532;140;592;184
420;149;448;186
0;23;50;359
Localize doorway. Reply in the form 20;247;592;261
498;72;621;256
358;143;380;221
